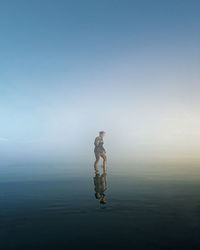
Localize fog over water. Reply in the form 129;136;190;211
0;0;200;168
1;2;200;249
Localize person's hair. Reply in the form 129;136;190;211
100;198;107;204
99;131;105;135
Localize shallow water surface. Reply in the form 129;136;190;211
1;163;200;250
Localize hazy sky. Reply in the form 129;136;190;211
0;0;200;165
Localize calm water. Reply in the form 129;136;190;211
1;163;200;250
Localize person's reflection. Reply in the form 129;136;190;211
93;166;107;205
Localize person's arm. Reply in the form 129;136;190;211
94;137;100;147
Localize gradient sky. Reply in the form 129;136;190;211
0;0;200;165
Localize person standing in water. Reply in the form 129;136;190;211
94;131;107;172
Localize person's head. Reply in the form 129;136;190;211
100;197;107;204
99;131;106;137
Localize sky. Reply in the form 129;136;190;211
0;0;200;165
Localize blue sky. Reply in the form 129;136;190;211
0;0;200;164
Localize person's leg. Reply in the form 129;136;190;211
94;154;100;172
101;153;107;172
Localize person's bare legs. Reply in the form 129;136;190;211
94;154;100;173
101;153;107;173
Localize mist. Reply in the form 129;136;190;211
0;0;200;166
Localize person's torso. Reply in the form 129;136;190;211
95;137;104;147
